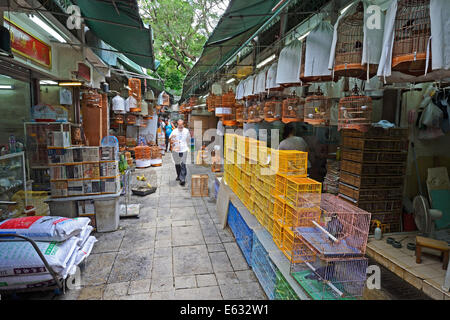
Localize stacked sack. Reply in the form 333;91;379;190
0;216;96;290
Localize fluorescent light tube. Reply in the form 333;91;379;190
40;80;58;85
298;31;310;41
226;78;236;84
30;15;67;43
256;54;276;69
340;3;353;14
58;81;82;86
0;85;14;89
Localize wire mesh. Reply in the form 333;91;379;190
264;98;282;122
304;88;332;126
338;87;372;132
285;177;322;209
282;94;305;123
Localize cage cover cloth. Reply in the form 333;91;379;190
266;62;279;90
235;81;245;100
328;0;387;77
254;67;269;94
112;94;125;113
377;0;450;81
212;82;223;95
276;40;302;85
243;75;256;97
304;21;334;79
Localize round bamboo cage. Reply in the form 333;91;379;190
246;103;260;123
282;93;305;123
304;87;331;126
82;90;101;106
128;78;141;112
114;114;124;124
392;0;431;76
334;2;377;80
207;93;215;112
222;89;235;107
300;39;333;83
264;98;282;122
126;114;136;125
135;145;151;160
338;84;372;132
236;103;244;123
222;105;237;126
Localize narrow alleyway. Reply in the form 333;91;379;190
50;153;267;300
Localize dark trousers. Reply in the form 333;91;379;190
173;152;187;182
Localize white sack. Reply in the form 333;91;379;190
276;40;302;85
74;236;97;266
77;225;93;247
254;67;268;94
0;216;91;242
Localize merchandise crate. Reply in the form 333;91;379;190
341;149;408;163
236;184;245;202
273;195;286;223
273;219;284;249
285;177;322;209
370;212;401;233
282;226;311;263
242;172;252;190
341;127;408;139
354;198;403;213
251;234;277;300
254;201;265;225
261;211;274;235
254;188;269;211
341;136;409;151
260;169;276;186
227;201;253;266
225;148;236;163
225;133;237;150
338;183;404;202
257;146;273;166
236;153;246;168
191;174;209;197
340;160;406;176
291;256;368;300
339;171;405;188
249;139;266;163
284;202;322;229
275;268;299;300
272;150;308;175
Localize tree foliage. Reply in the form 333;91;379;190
140;0;228;96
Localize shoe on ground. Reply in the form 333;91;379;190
180;180;185;186
176;177;180;181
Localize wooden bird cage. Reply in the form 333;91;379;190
114;114;124;124
338;84;372;132
282;93;305;123
191;174;209;197
264;98;282;122
300;39;333;84
162;92;170;106
82;90;101;107
128;78;141;112
135;145;151;160
222;89;235;107
392;0;431;76
189;96;198;108
246;103;259;123
334;2;377;80
304;87;331;126
207;93;215;112
126;114;136;125
214;94;222;108
222;105;237;126
236;103;244;123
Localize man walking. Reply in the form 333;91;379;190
169;119;191;186
165;120;174;152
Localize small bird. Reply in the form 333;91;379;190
326;213;344;241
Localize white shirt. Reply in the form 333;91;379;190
169;127;190;153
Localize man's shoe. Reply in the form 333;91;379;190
180;180;185;186
176;177;180;181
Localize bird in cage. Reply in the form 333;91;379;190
326;213;344;242
305;262;336;281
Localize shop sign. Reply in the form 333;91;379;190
4;18;52;69
77;62;91;81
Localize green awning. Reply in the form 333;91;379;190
74;0;156;70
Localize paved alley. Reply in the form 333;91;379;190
46;153;267;300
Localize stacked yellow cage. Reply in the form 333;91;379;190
223;133;322;254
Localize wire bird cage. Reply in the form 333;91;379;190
300;39;333;84
128;78;141;112
392;0;431;76
135;145;151;160
247;103;261;123
334;2;377;80
114;114;124;124
304;87;331;126
206;93;215;112
126;114;136;125
282;93;305;123
222;89;236;107
338;84;373;132
236;103;245;123
222;105;237;127
290;255;368;300
264;98;282;122
293;193;371;261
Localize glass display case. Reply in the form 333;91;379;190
0;152;27;221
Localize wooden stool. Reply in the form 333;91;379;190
415;236;449;270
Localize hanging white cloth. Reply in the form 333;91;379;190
304;21;334;78
276;40;302;85
112;94;125;113
265;62;279;90
243;75;255;97
212;82;223;95
430;0;450;71
254;67;268;94
235;80;245;100
125;96;136;113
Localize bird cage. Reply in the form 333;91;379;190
126;114;136;125
338;84;372;132
392;0;431;76
207;93;215;112
222;89;235;107
246;103;260;123
128;78;141;112
264;98;282;122
114;114;124;124
290;255;368;300
304;87;331;126
135;145;151;160
236;104;244;123
162;92;170;106
223;105;237;126
300;39;333;84
334;2;377;80
189;96;198;108
294;193;371;260
282;93;305;123
191;174;209;197
82;90;101;107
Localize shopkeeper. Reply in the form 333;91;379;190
169;119;191;186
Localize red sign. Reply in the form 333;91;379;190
77;62;91;81
4;18;52;69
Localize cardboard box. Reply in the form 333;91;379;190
101;176;120;194
82;147;100;162
66;164;83;179
47;131;71;148
100;161;119;177
71;147;83;162
51;181;68;197
100;147;118;161
48;149;67;164
67;180;83;196
50;166;66;180
83;179;101;194
83;163;100;179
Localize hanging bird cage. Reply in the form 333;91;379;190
392;0;431;76
222;89;235;107
300;39;333;84
128;78;141;112
282;93;305;123
114;114;124;124
162;92;170;106
236;103;244;123
126;114;136;125
264;97;282;122
338;84;372;132
214;94;222;108
304;87;331;126
247;103;259;123
207;93;215;112
255;101;265;122
334;2;377;80
82;90;101;107
222;105;237;127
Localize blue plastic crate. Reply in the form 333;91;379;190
227;201;253;266
251;233;277;300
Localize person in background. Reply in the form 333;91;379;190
169;119;191;186
165;120;174;152
279;122;311;169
